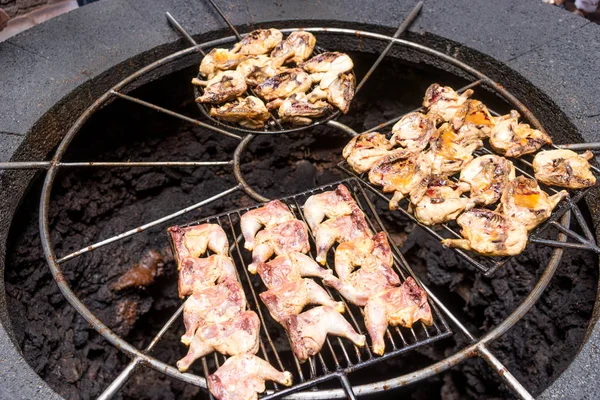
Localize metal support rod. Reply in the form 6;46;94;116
476;345;534;400
205;0;242;40
0;160;233;170
97;358;141;400
354;1;423;94
166;12;202;50
557;142;600;151
338;374;358;400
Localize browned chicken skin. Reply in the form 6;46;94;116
256;252;335;289
533;149;596;189
236;55;286;87
390;111;436;153
306;72;356;114
422;83;473;122
231;29;283;55
178;254;237;298
249;219;310;273
209;96;270;129
458;155;516;206
490;110;552;157
313;209;373;264
193;70;248;104
426;122;483;175
169;224;229;266
342;132;394;174
255;68;312;102
451;99;495;138
277;93;332;126
303;184;359;231
200;48;244;78
270;31;316;65
241;200;294;251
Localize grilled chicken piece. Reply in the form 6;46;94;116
210;96;270;129
490;110;552;157
200;48;244;78
286;306;366;362
278;93;332;126
533;149;596;189
410;176;477;226
231;29;283;55
458;155;516;206
256;252;335;290
241;200;294;251
300;52;354;83
169;224;229;266
236;55;285;87
364;277;433;355
314;209;373;265
181;278;246;345
390;112;437;153
306;72;355;114
177;311;260;372
422;83;473;122
497;176;569;231
451;99;495;138
426;122;483;175
260;279;344;324
303;184;358;231
441;209;528;256
255;68;312;102
271;31;316;65
342;132;394;174
207;354;293;400
249;220;310;273
193;70;248;104
178;255;237;298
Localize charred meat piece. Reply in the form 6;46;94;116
236;55;285;87
278;93;332;126
231;29;283;55
306;72;355;114
458;155;516;206
422;83;473;122
390;112;436;153
451;99;495;138
426;122;483;175
441;209;528;256
533;149;596;189
111;250;164;291
169;224;229;265
497;176;568;231
249;220;310;273
207;354;293;400
286;306;366;362
364;277;433;355
255;68;312;102
240;200;295;251
490;110;552;157
256;252;335;290
200;48;244;78
178;254;237;298
193;70;248;104
270;31;316;65
209;96;270;129
342;132;394;174
300;52;354;83
303;184;359;230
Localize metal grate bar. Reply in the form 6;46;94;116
0;161;233;169
166;12;201;49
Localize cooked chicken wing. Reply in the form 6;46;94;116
256;252;335;290
300;52;354;82
255;68;312;102
169;224;229;266
286;306;366;362
200;48;244;78
231;29;283;55
207;354;293;400
490;110;552;157
533;149;596;189
260;279;344;324
178;254;238;298
364;277;433;355
313;209;373;265
389;112;436;153
241;200;294;251
458;155;516;206
249;220;310;273
236;55;285;87
426;122;483;175
342;132;394;174
177;311;260;372
422;83;473;122
451;99;495;138
409;176;477;226
193;70;248;104
441;209;528;256
303;184;358;231
306;72;355;114
210;96;270;129
278;93;332;125
497;176;568;231
270;31;316;65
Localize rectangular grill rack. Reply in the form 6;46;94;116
174;177;452;399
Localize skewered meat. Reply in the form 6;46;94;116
256;252;335;290
178;254;238;298
497;176;569;231
278;93;332;126
533;149;596;189
458;155;516;206
231;29;283;55
236;55;285;87
241;200;294;251
422;83;473;122
249;220;310;273
286;306;366;362
207;354;293;400
300;52;354;83
177;311;260;372
441;209;528;256
306;72;355;114
303;184;358;230
169;224;229;266
271;31;316;65
409;176;477;226
193;70;248;104
369;151;431;210
389;111;436;153
260;279;344;324
181;278;246;345
451;99;495;138
426;122;483;175
364;277;433;355
210;96;270;129
342;132;394;174
200;48;244;78
490;110;552;157
313;209;373;264
255;68;312;102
